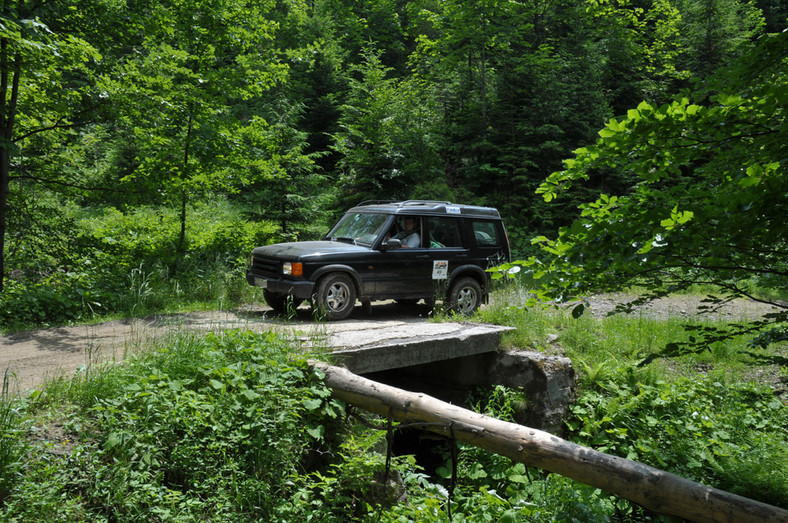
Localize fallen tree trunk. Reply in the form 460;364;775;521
310;361;788;523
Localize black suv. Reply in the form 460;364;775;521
246;200;510;320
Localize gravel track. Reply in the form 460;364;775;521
1;295;783;395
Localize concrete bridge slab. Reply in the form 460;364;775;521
325;322;515;374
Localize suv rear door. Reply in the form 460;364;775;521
422;214;470;292
467;218;509;269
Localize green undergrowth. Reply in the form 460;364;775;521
478;282;786;390
1;290;786;520
0;331;347;520
569;373;788;508
471;282;788;512
0;199;326;333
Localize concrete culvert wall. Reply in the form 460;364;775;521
363;349;576;436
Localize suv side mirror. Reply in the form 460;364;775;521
382;239;403;250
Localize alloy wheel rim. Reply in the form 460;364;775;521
326;283;349;311
456;287;477;313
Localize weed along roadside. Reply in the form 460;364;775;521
1;293;785;520
311;361;788;523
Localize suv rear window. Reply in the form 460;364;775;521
471;221;501;247
426;217;463;248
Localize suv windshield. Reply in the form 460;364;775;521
325;212;389;246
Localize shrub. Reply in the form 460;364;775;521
0;272;112;329
568;372;788;508
1;331;345;520
0;200;287;330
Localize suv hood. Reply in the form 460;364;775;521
252;240;372;259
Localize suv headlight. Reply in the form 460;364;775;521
282;262;303;277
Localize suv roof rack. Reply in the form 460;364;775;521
356;199;453;207
398;200;453;207
352;199;500;218
356;200;398;206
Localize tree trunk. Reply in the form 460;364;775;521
309;361;788;523
175;106;194;268
0;37;20;292
281;199;287;236
479;17;487;130
177;191;187;262
0;145;9;292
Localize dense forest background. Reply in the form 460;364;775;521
0;0;785;326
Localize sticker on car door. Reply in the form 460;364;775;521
432;260;448;279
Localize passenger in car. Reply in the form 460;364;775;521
391;217;421;248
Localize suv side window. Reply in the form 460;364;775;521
471;220;501;247
425;217;463;248
388;216;425;248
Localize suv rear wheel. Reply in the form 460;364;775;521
447;277;482;315
313;273;356;321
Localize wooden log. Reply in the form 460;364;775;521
310;360;788;523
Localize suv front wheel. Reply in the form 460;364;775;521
447;277;482;316
263;289;288;314
313;273;356;321
264;290;304;315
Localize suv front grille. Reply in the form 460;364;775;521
251;255;280;278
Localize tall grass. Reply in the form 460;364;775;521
0;199;291;332
0;371;25;503
479;278;785;389
471;279;788;512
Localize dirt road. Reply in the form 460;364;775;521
1;295;783;395
0;310;255;394
0;303;435;394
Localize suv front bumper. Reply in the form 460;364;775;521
246;271;315;299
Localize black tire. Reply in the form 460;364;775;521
264;290;302;315
447;277;482;315
395;299;419;307
313;273;356;321
263;289;288;314
396;298;435;313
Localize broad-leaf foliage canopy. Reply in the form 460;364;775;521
501;32;787;357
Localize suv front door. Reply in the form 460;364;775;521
373;215;469;300
372;216;429;299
